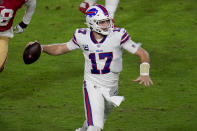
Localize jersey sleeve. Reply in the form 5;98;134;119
120;28;141;54
121;39;141;54
23;0;36;24
66;30;80;51
120;28;130;45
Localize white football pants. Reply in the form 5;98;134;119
82;80;117;129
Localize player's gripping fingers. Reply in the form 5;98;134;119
26;42;34;47
23;41;41;64
14;24;24;34
26;41;38;47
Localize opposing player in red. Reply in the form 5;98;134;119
0;0;36;72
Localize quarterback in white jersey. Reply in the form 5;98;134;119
39;4;153;131
68;27;140;95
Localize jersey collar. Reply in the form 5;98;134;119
90;31;107;44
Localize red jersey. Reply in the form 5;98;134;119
0;0;26;31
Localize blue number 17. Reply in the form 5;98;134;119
89;52;113;74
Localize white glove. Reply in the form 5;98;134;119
14;21;28;34
14;24;24;33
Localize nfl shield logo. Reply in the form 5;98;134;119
83;45;89;51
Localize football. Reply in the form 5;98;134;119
23;41;42;64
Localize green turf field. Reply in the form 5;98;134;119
0;0;197;130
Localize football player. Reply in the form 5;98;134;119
79;0;119;19
39;4;153;131
0;0;36;72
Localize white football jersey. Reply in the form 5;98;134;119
67;27;140;88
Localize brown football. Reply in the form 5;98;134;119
23;42;41;64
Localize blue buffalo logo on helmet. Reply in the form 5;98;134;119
86;8;98;18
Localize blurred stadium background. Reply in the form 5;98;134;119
0;0;197;130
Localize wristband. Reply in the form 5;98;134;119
140;62;150;76
19;21;28;29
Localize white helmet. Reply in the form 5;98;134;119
85;4;112;35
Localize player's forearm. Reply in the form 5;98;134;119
140;50;150;63
42;43;69;55
23;0;36;25
135;47;151;76
135;47;150;63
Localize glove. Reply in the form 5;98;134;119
14;21;28;34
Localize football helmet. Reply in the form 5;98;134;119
85;4;112;35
